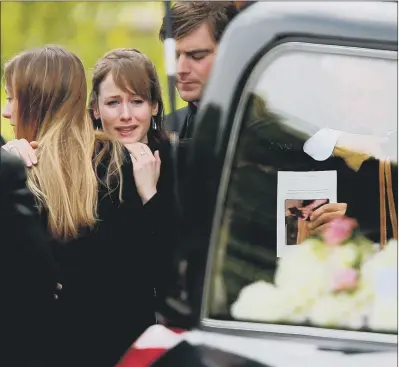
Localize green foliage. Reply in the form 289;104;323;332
0;2;185;141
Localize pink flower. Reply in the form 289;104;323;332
322;216;358;246
332;268;358;292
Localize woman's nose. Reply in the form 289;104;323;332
2;108;11;119
1;102;11;119
120;103;132;121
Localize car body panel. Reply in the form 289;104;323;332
183;0;397;353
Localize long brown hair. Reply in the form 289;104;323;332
89;48;167;145
4;45;124;240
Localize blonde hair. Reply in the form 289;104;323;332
4;45;124;240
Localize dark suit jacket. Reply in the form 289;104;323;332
0;146;58;366
164;104;197;139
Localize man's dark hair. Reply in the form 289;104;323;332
159;1;239;43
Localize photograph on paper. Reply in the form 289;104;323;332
277;171;337;257
285;199;330;246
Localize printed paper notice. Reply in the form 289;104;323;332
277;171;337;257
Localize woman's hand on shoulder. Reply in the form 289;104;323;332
1;139;38;168
125;142;161;204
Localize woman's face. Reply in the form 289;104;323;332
94;73;158;145
2;87;17;136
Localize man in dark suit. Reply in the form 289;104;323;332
158;3;240;326
159;1;239;139
1;142;59;366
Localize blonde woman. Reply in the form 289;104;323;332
2;45;175;367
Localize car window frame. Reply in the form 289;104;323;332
198;40;398;348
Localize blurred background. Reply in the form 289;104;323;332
0;1;185;141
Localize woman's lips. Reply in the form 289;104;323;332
116;126;137;137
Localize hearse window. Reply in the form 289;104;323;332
207;43;397;335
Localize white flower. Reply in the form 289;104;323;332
231;281;315;324
231;239;397;331
308;295;343;327
231;281;284;322
361;240;397;298
367;298;398;332
362;240;397;276
359;240;397;331
275;240;331;300
277;288;314;323
308;293;367;329
329;243;359;268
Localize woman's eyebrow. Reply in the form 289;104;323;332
104;95;121;100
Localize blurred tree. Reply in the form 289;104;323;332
0;1;184;141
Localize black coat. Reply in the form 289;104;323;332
346;157;398;243
0;147;58;367
45;141;177;367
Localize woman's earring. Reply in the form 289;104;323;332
95;118;102;131
152;117;157;130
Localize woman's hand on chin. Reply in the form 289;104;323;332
125;142;161;204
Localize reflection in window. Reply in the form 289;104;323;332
257;50;397;138
209;47;397;333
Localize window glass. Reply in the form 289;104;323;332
208;44;397;334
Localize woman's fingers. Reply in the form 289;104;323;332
140;144;154;157
154;150;161;176
18;139;38;166
24;139;38;165
309;212;335;230
30;141;39;150
2;139;38;167
124;142;160;204
125;142;155;162
310;203;347;222
125;143;140;161
309;223;327;236
308;203;347;230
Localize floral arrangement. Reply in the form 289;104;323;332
230;216;397;332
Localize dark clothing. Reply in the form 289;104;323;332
162;106;201;326
46;141;177;367
163;101;198;220
164;103;197;194
346;157;398;243
164;103;197;140
0;146;58;367
163;103;198;239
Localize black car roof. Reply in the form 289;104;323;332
201;1;397;112
237;2;397;34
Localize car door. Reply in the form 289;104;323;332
186;1;397;353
